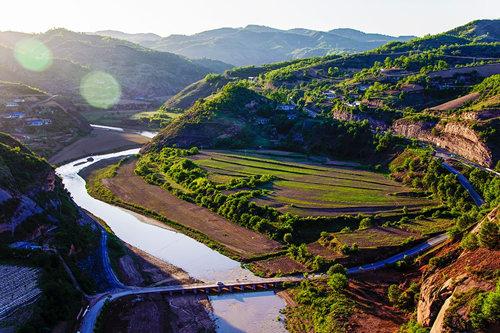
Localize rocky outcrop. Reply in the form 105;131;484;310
417;246;500;331
392;119;493;166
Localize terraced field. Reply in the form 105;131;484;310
190;150;435;216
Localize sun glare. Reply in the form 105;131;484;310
80;71;122;109
14;38;53;72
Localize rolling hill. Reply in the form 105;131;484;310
96;25;414;66
150;20;500;167
0;29;230;103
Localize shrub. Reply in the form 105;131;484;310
328;273;349;291
283;233;293;244
478;221;499;249
358;217;373;230
399;320;429;333
460;233;479;250
388;283;420;311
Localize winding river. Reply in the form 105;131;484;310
56;148;288;332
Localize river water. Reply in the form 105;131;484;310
55;149;287;333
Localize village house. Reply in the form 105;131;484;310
3;111;25;119
304;107;319;118
5;102;19;108
400;84;425;94
323;90;338;100
255;117;270;125
346;101;361;107
357;83;371;92
26;118;51;126
276;104;296;111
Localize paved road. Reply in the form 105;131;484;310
99;229;125;290
347;233;449;274
435;150;500;178
441;162;485;206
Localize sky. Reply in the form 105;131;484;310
0;0;498;37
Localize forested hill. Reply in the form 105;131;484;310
96;25;414;66
149;19;500;167
0;29;229;101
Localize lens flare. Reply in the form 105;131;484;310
80;71;121;109
14;38;53;72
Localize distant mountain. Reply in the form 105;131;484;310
0;29;230;102
96;26;415;66
95;30;162;44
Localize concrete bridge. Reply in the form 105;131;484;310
123;277;303;297
143;277;303;296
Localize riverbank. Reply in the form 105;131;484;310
83;158;284;262
49;127;150;166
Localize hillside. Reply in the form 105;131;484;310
96;25;414;66
149;20;500;167
0;29;227;103
446;19;500;42
0;81;91;157
0;133;111;331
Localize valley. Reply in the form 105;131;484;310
0;13;499;333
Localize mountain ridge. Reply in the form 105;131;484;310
95;26;416;66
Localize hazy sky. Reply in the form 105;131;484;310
1;0;498;36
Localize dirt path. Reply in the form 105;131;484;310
104;160;283;259
49;128;149;166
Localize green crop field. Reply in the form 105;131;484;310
191;150;435;216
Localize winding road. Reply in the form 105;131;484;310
441;162;485;206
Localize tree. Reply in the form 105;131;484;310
388;284;400;305
328;273;348;291
327;263;347;276
478;221;499;249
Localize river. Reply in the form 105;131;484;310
55;148;288;333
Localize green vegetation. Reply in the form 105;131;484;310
387;282;420;312
284;268;353;333
0;247;82;332
444;282;500;332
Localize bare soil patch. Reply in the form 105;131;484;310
251;256;307;277
347;269;420;333
116;244;194;287
431;92;480;111
104;160;282;259
100;293;214;333
49;128;149;165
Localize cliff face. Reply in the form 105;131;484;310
392;119;493;166
417;246;499;332
417;209;499;333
